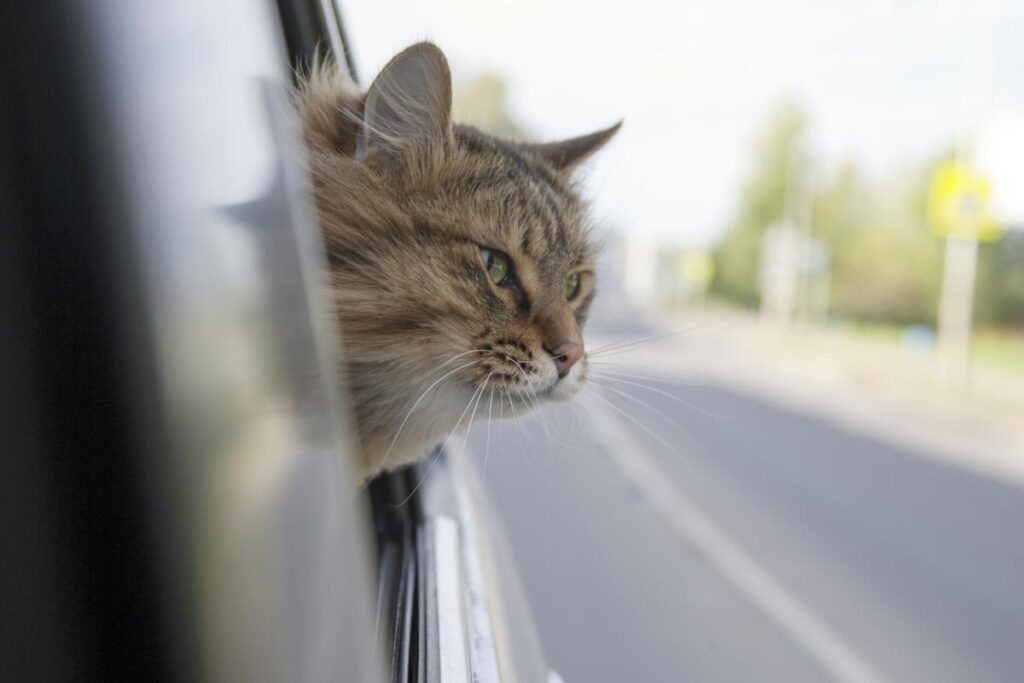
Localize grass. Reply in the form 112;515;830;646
835;321;1024;375
972;330;1024;374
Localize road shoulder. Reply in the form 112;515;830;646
590;311;1024;488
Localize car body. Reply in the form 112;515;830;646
0;1;556;681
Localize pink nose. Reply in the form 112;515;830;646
549;342;584;379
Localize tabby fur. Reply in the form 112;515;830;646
297;43;618;480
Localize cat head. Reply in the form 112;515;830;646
301;42;618;476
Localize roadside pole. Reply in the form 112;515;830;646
928;162;1003;388
937;237;978;386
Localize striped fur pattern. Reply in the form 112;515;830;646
298;43;618;480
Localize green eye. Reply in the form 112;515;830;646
481;248;510;285
566;271;581;300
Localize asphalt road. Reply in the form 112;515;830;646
465;324;1024;682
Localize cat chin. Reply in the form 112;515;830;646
359;369;588;479
545;359;588;402
513;372;586;404
543;378;585;403
501;378;581;406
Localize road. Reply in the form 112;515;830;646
464;317;1024;682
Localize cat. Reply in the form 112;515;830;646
297;42;618;481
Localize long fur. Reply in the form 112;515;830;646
296;43;616;480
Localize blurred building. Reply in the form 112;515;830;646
759;221;829;325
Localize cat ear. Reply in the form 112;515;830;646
357;42;453;169
525;121;622;173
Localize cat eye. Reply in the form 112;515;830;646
480;248;510;285
565;271;581;300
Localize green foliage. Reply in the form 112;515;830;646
818;158;1022;329
713;101;1023;329
830;228;942;325
811;163;870;245
975;233;1024;326
822;165;943;326
710;102;810;307
711;223;764;307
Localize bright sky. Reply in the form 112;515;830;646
340;0;1024;247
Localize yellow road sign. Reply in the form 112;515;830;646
928;162;1003;242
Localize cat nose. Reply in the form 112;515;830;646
547;342;583;379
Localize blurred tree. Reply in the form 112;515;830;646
812;162;870;247
452;72;528;140
710;102;810;307
975;232;1024;327
824;165;943;326
713;103;1023;329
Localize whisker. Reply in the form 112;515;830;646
455;371;493;465
590;379;702;456
586;331;681;355
376;358;483;472
573;391;609;456
483;378;496;474
493;355;548;366
589;373;725;420
470;374;493;430
395;376;489;506
588;366;705;388
586;388;685;459
433;348;495;372
503;357;547;410
586;333;696;359
505;358;552;433
523;382;565;451
586;322;724;359
568;397;590;453
503;384;532;463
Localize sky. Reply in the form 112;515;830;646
339;0;1024;247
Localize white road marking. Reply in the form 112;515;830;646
586;397;889;683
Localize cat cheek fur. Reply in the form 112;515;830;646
297;42;617;481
